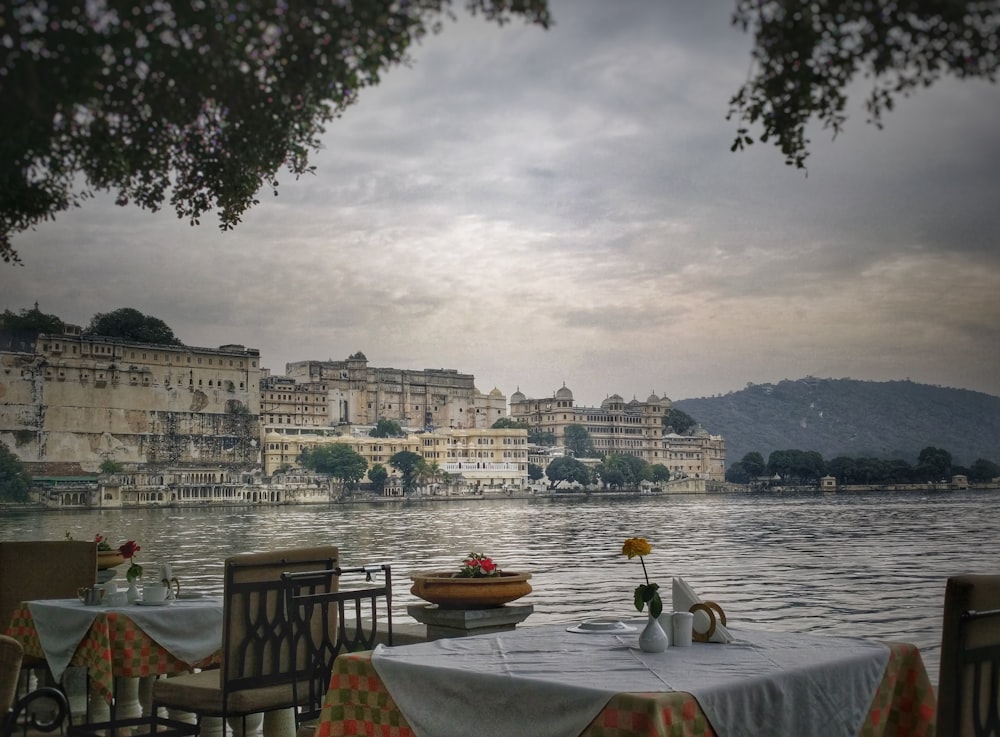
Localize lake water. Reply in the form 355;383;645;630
4;489;998;683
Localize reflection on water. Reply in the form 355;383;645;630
4;489;998;682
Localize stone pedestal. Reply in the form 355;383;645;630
406;603;534;640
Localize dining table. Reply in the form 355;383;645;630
5;596;224;731
314;622;937;737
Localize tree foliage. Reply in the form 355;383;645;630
563;423;596;458
389;450;423;495
368;463;389;493
492;417;530;430
0;441;31;503
527;462;545;481
0;304;66;334
299;443;368;491
369;419;405;438
528;428;556;446
729;1;999;169
86;308;183;345
545;456;590;489
662;408;697;435
0;1;551;262
728;443;994;485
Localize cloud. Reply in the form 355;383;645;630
4;0;999;408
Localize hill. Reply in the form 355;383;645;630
673;378;1000;468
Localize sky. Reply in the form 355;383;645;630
4;0;1000;406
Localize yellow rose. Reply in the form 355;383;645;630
622;537;652;559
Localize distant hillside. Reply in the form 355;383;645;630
673;378;1000;468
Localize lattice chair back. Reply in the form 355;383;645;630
282;564;392;727
219;547;339;709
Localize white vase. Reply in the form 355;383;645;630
126;580;140;604
638;612;669;653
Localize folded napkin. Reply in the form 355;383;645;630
672;577;735;644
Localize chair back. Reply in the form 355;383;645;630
282;564;393;725
0;635;23;714
0;541;97;632
937;574;1000;737
219;546;339;708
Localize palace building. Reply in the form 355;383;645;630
0;326;261;475
509;385;725;481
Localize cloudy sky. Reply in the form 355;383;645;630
4;0;1000;406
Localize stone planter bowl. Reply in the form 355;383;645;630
410;570;532;609
97;551;126;570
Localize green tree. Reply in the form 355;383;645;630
916;446;953;481
527;463;545;482
729;1;1000;169
563;424;596;458
545;456;590;489
662;408;697;435
369;419;405;438
299;443;368;493
389;450;423;495
969;459;1000;482
0;304;65;333
99;459;124;474
725;463;750;484
650;464;671;484
740;452;766;478
86;308;182;345
528;428;556;446
0;442;31;503
492;417;530;430
368;463;389;494
0;1;551;263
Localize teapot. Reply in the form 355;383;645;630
77;586;104;606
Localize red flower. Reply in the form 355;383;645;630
479;558;497;574
118;540;140;559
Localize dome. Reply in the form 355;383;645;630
555;384;573;400
510;388;526;402
489;387;503;397
646;393;660;404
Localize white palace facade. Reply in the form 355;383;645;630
509;385;725;481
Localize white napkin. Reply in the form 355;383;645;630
672;577;735;644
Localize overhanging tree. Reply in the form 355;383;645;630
729;1;999;169
0;1;551;263
3;1;995;262
299;443;368;493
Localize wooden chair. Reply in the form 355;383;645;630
0;541;97;678
937;575;1000;737
150;546;340;736
281;564;392;732
1;634;71;737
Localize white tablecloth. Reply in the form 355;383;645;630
371;623;889;737
28;597;224;681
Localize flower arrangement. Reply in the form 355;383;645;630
90;533;142;581
455;552;501;578
118;540;143;582
623;537;662;618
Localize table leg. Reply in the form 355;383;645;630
228;712;264;737
114;676;142;725
263;709;296;737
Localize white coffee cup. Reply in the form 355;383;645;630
672;611;694;647
143;582;168;603
102;581;118;596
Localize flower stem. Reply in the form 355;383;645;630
640;556;650;586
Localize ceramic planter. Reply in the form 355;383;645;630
410;570;532;609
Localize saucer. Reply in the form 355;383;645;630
176;591;203;600
566;619;637;634
135;599;171;606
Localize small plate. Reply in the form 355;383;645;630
566;620;637;634
135;600;171;606
176;592;203;600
